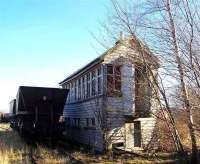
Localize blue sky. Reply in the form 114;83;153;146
0;0;111;112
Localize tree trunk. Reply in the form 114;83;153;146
166;0;198;163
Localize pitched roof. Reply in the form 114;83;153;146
59;45;117;85
59;35;159;85
59;55;103;85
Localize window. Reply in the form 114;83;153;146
86;118;89;127
82;77;85;99
66;67;103;101
86;118;95;127
74;81;77;100
107;65;114;95
77;118;80;127
92;70;96;96
66;84;69;102
71;82;74;101
91;118;95;126
73;118;80;127
115;66;121;91
135;66;151;117
107;65;121;96
86;73;91;98
97;67;102;95
78;79;81;100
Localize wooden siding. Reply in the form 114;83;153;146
61;39;158;152
63;97;105;152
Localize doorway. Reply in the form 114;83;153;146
134;121;141;147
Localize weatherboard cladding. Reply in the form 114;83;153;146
61;37;158;151
63;97;104;151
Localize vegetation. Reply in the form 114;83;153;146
96;0;200;163
0;123;186;164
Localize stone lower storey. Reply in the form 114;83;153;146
63;117;156;153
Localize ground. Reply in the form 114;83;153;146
0;123;185;164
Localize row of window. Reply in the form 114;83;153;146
63;65;122;101
65;117;96;128
63;66;103;102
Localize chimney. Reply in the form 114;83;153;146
120;31;124;40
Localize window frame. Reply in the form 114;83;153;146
73;118;80;128
78;79;81;100
85;117;96;128
64;65;104;103
97;66;103;95
91;70;97;96
106;64;122;96
86;73;91;98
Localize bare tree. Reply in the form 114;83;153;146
94;0;200;163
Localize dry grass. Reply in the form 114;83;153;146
0;123;70;163
0;123;182;164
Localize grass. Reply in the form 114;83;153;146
0;123;184;164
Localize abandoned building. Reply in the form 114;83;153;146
59;33;159;152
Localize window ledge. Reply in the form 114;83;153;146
107;91;123;97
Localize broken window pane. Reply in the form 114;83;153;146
107;65;113;74
107;65;122;96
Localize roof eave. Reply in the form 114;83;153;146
59;57;104;85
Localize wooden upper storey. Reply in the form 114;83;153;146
59;35;159;104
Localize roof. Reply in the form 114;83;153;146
16;86;69;112
59;45;116;85
59;35;160;85
59;56;102;85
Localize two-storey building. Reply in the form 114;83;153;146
59;34;159;152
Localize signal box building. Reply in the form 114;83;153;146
59;34;159;152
